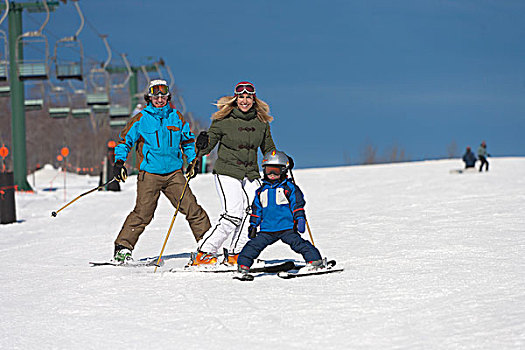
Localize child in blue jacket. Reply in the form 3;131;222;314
237;150;323;273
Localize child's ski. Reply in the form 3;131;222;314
170;260;296;274
233;261;297;281
277;260;343;279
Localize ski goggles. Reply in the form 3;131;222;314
264;165;283;176
234;82;256;95
148;84;169;96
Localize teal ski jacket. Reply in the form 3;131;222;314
115;104;196;174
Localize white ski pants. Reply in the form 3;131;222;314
199;174;261;255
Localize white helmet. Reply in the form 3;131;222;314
262;150;289;168
147;79;170;96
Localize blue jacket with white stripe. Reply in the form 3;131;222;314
114;104;196;174
249;178;306;233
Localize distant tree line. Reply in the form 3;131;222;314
344;139;461;165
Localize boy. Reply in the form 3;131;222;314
237;150;324;275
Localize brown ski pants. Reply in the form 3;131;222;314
114;170;211;250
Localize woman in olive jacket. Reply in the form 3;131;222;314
192;82;277;265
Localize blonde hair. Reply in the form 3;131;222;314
212;95;273;123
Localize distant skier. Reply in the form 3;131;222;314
477;141;490;172
236;150;325;276
462;146;477;169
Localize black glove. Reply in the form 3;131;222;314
287;155;294;170
113;160;128;182
196;131;209;150
248;225;257;239
186;163;197;179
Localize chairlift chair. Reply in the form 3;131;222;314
0;0;9;81
54;0;85;81
16;32;49;80
55;37;83;80
109;104;130;118
48;83;71;119
109;119;127;128
86;67;110;105
0;85;9;97
67;80;91;118
71;107;90;118
0;30;8;81
24;82;44;111
15;0;50;80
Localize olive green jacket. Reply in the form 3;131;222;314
201;108;276;180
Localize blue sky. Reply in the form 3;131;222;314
15;0;525;168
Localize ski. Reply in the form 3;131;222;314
277;260;343;279
89;258;163;268
232;261;297;281
170;260;296;274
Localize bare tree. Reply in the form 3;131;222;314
360;142;377;165
447;140;458;158
384;143;407;163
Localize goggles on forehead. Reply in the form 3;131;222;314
264;165;283;176
148;84;169;96
234;83;256;95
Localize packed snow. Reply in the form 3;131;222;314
1;158;524;349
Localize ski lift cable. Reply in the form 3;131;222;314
100;34;111;69
36;0;50;35
0;0;9;27
110;53;132;89
72;0;85;39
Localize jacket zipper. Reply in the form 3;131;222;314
155;131;160;147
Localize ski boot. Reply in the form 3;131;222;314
188;251;218;266
235;264;254;281
222;248;239;266
113;245;133;264
303;258;327;272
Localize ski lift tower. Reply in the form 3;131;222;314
2;1;59;191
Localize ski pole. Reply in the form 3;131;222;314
289;168;315;246
154;157;199;273
51;177;117;217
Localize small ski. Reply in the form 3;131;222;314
232;261;297;281
89;258;163;268
171;260;296;274
277;260;343;279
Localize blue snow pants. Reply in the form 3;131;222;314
237;229;322;268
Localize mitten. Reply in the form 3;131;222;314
248;225;257;239
196;131;209;150
294;217;306;234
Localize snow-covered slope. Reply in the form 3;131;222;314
1;158;524;349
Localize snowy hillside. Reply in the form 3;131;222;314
1;158;524;349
